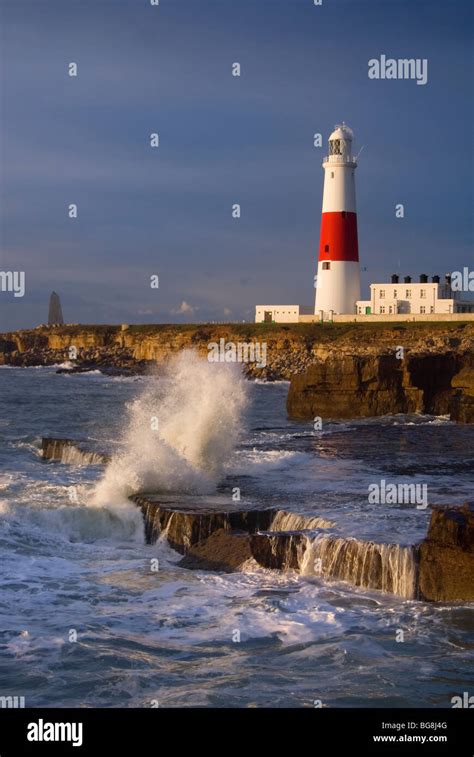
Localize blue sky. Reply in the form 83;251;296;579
0;0;472;329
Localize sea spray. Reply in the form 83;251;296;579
93;351;248;504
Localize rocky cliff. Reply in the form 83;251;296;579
4;322;472;421
286;350;474;423
1;322;473;383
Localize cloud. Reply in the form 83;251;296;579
171;300;197;316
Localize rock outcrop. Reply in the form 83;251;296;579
418;502;474;601
1;322;473;383
41;437;109;464
131;493;474;602
3;323;472;421
31;441;474;602
287;354;420;419
178;529;254;572
39;438;474;599
449;358;474;423
131;494;276;553
233;531;417;599
249;531;307;571
287;351;474;423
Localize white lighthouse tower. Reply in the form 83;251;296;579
314;123;361;316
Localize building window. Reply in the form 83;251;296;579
380;290;385;299
421;289;426;299
324;245;329;252
380;306;386;314
430;306;434;313
322;261;330;270
389;306;393;314
420;306;426;314
393;290;397;298
406;290;411;298
331;172;334;178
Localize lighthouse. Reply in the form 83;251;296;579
314;123;361;316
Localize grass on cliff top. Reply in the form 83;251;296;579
13;321;472;340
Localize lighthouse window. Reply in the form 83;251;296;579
324;245;329;253
331;172;334;178
329;139;342;155
322;262;331;270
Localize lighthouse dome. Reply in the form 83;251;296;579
327;122;355;162
329;123;354;142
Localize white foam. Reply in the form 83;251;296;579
0;475;14;492
93;351;248;505
253;379;290;385
230;449;309;474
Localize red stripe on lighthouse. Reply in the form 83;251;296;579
318;212;359;262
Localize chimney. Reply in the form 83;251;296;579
420;274;428;283
445;273;452;286
391;274;399;284
404;276;412;284
432;275;440;284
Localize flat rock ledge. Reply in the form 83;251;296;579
40;438;474;600
132;494;279;554
41;437;110;464
132;494;474;602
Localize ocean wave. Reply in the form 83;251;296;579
93;351;249;505
0;484;144;545
230;448;311;474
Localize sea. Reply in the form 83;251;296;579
0;352;473;708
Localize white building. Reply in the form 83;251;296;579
255;305;313;324
356;274;474;316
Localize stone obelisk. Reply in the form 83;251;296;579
48;291;64;326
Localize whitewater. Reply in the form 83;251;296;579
0;353;473;707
